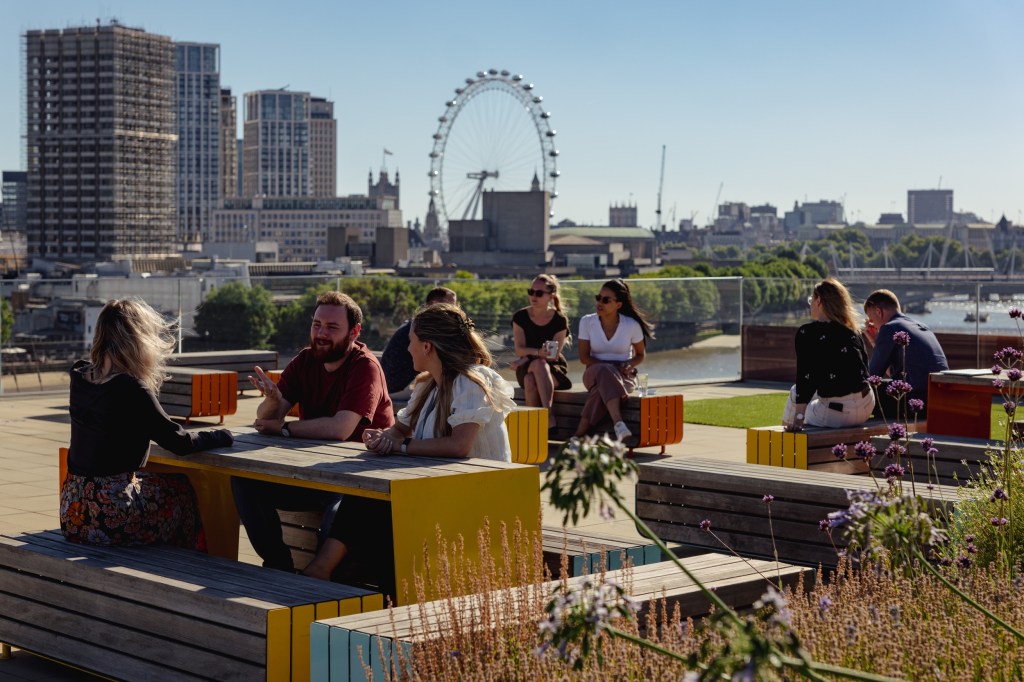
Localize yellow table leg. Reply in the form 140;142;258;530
0;643;11;660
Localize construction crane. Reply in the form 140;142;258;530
655;145;666;232
710;182;724;227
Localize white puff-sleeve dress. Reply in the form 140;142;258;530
397;365;515;462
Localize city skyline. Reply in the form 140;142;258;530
2;1;1022;230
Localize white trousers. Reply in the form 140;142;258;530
783;385;875;428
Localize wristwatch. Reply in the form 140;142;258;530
281;423;291;438
401;437;411;454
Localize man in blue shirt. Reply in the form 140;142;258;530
864;289;948;419
380;287;457;399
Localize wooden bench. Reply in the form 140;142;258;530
267;371;549;465
868;433;998;486
0;530;381;682
159;366;238;424
309;553;811;682
279;511;683;580
636;458;958;568
168;349;279;394
745;420;892;474
513;387;684;453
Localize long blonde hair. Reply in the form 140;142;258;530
406;303;494;439
90;298;175;393
812;278;861;333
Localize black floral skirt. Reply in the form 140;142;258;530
59;471;206;551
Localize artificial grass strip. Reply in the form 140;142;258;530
684;394;788;429
686;393;1011;438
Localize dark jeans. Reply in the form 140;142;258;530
872;384;928;422
230;477;342;572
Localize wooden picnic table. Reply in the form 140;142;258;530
146;428;540;605
926;369;1002;439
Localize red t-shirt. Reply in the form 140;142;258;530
277;342;394;440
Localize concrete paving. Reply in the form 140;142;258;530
0;379;786;680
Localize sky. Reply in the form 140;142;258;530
2;0;1022;229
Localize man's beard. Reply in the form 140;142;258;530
310;336;352;363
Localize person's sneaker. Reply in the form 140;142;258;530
613;421;632;441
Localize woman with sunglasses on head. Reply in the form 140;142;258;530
574;279;654;441
782;277;874;432
511;274;572;429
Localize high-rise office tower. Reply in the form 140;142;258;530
907;189;953;225
24;22;176;262
242;90;311;197
1;171;28;234
309;96;336;197
219;88;238;200
174;42;221;244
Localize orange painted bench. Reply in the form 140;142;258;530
159;366;238;424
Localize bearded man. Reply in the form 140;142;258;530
232;291;394;573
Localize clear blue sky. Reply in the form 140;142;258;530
2;1;1022;228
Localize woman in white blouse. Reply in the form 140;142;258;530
574;279;654;441
302;304;516;584
362;302;515;461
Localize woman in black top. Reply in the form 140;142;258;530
783;278;875;431
511;274;572;429
61;299;232;549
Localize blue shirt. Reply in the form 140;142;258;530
867;312;948;398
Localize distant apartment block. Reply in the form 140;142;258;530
211;195;401;262
908;189;953;224
220;89;238;199
783;199;845;231
2;171;27;234
609;202;637;227
24;23;177;262
174;42;222;245
242;90;336;199
309;97;336;197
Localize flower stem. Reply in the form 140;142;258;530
913;547;1024;642
604;625;692;664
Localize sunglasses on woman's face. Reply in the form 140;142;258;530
527;288;551;297
595;295;617;304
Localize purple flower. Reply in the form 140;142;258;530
992;365;1003;376
884;443;906;459
1010;307;1023;319
892;331;911;347
699;519;711;531
995;347;1024;364
921;437;935;451
927;447;939;458
853;441;877;462
1004;401;1017;416
883;463;905;479
888;423;907;440
957;555;973;569
991;488;1008;501
967;543;979;554
908;398;924;413
993;379;1005;390
867;375;884;387
818;595;833;612
819;519;830;532
1008;368;1023;382
832;443;848;460
762;494;775;504
966;534;975;543
886;380;913;398
991;517;1009;527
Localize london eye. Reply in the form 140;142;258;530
428;69;559;233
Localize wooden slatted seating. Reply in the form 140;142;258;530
636;457;958;568
513;387;684;453
309;553;811;682
0;530;382;682
745;420;892;474
868;433;997;486
167;349;279;377
159;366;238;424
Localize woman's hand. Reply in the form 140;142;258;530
619;363;638;379
362;428;397;454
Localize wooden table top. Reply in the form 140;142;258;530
929;369;999;387
149;427;529;496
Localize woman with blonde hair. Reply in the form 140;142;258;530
511;273;572;429
60;298;233;549
782;278;874;431
301;303;516;586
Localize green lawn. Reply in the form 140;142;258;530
685;392;1012;439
